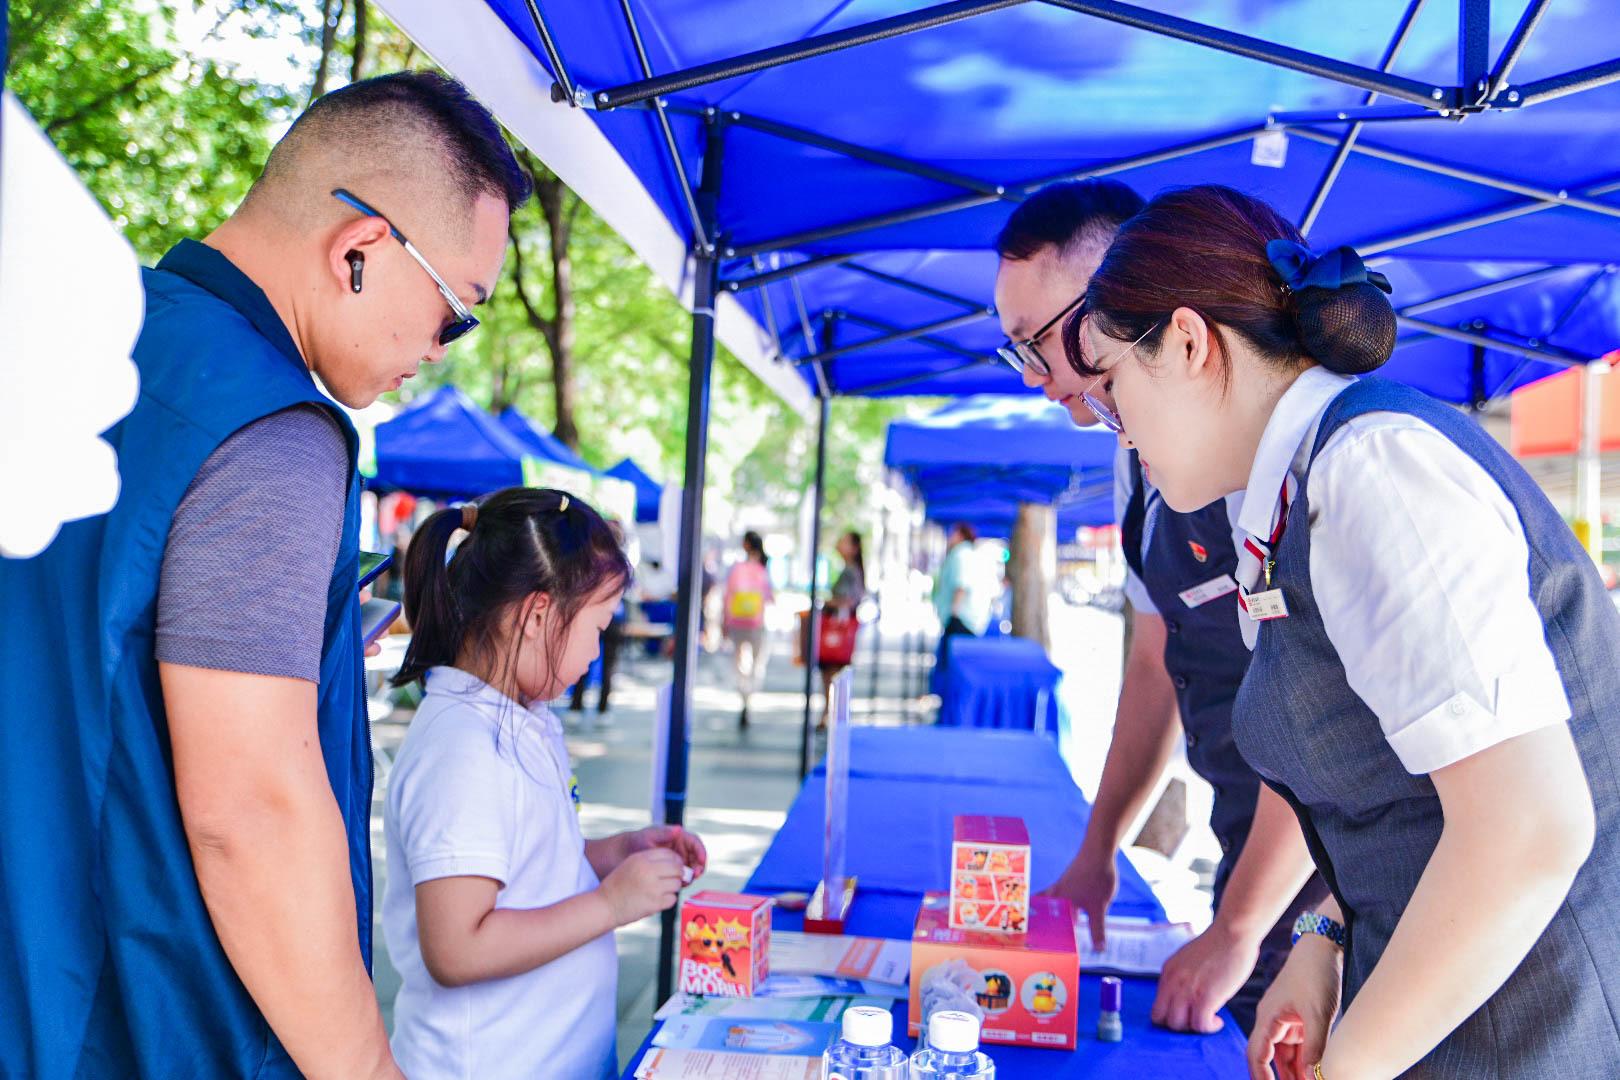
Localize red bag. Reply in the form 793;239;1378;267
817;612;859;666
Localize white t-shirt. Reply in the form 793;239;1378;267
384;667;618;1080
1233;367;1572;776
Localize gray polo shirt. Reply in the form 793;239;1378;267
154;403;348;682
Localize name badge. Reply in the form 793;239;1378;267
1242;588;1289;621
1179;574;1238;609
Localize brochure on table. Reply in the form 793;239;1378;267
633;1046;822;1079
770;931;910;986
1077;915;1196;977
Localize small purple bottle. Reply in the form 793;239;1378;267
1098;976;1123;1042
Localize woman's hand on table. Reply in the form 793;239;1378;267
1152;919;1261;1033
1247;934;1342;1080
1039;844;1117;949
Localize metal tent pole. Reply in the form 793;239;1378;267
867;502;886;712
655;115;724;1009
800;380;831;779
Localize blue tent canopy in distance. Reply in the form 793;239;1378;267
497;405;598;475
379;0;1620;404
374;384;532;499
925;490;1115;542
607;458;664;523
886;394;1117;506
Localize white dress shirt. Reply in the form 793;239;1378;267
1233;367;1571;776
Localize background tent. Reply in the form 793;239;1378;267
374;385;531;499
497;405;599;474
608;457;666;524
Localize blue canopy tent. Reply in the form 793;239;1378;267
373;384;532;499
607;457;665;523
376;0;1620;1002
497;404;599;474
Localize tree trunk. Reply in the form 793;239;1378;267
350;0;369;82
311;0;346;102
536;176;579;449
1009;502;1054;650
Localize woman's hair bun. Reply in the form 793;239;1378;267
1291;281;1397;375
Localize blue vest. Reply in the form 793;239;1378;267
0;240;373;1078
1233;379;1620;1076
1122;453;1326;941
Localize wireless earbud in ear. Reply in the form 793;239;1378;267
347;251;364;294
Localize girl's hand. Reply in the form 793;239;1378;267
1248;935;1342;1080
600;848;685;926
622;825;708;881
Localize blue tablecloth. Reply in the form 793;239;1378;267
810;727;1076;789
623;730;1247;1079
938;637;1062;733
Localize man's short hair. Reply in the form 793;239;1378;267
995;179;1144;262
952;522;978;544
246;71;530;231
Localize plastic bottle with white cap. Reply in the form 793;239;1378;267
908;1010;996;1079
823;1005;908;1080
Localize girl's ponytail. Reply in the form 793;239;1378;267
390;487;632;692
392;506;471;688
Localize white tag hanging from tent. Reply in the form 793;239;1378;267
1252;128;1289;169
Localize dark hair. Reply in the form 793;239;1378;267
392;487;631;690
952;522;978;544
1066;185;1395;382
995;179;1145;262
742;531;767;565
841;531;866;581
293;71;531;210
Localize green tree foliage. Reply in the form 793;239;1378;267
7;0;929;553
7;0;298;261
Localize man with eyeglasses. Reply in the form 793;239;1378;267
992;180;1323;1037
0;73;527;1078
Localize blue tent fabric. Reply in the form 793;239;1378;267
496;406;598;474
410;0;1620;403
885;396;1118;532
373;385;529;498
606;458;664;523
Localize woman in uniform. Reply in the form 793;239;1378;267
1069;183;1620;1080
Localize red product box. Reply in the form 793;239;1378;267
677;891;772;998
910;893;1080;1050
950;815;1030;933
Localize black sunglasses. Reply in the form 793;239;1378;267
331;188;480;346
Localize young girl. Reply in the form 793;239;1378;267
1071;185;1620;1079
722;530;774;728
382;487;707;1079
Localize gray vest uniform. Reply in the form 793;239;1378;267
1233;378;1620;1076
1122;453;1326;1030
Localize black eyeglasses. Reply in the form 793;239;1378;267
995;290;1086;377
331;188;480;346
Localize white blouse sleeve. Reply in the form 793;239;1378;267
1306;414;1571;775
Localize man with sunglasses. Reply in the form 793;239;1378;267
0;73;526;1078
993;180;1322;1037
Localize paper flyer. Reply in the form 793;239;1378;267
1077;915;1196;976
770;930;911;985
756;974;907;1000
654;993;886;1022
633;1047;822;1079
652;1016;838;1057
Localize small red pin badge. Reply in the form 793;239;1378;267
1188;541;1208;563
